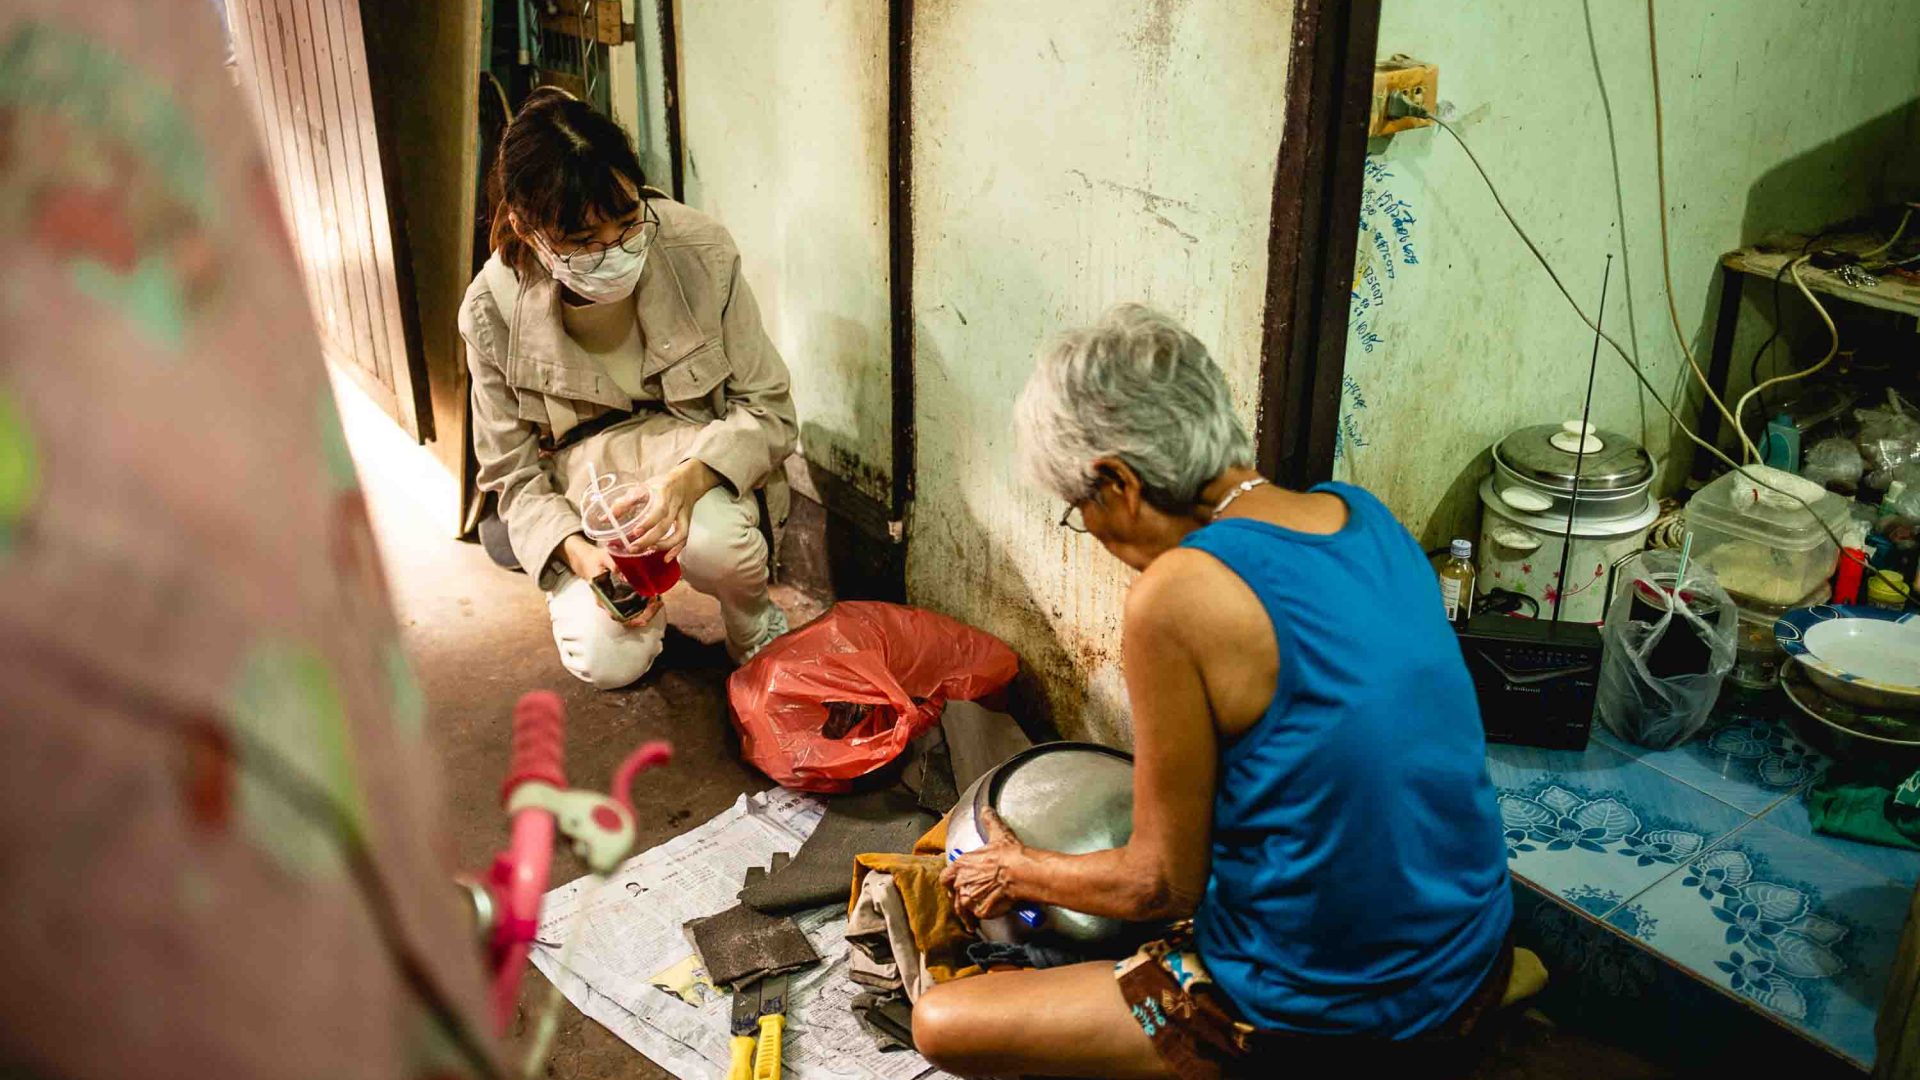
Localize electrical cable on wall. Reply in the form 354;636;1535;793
483;69;513;123
1640;0;1905;601
1731;255;1843;462
1385;90;1913;606
1643;0;1757;462
1743;260;1792;440
1741;240;1825;438
1731;209;1907;463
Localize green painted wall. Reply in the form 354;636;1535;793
675;0;894;503
1336;1;1920;546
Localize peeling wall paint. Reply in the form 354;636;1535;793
625;0;675;189
676;0;894;502
908;0;1292;746
1335;1;1920;546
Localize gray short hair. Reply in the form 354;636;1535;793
1015;304;1254;512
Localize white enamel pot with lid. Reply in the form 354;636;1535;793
1478;421;1659;624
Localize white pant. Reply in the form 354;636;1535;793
547;485;781;689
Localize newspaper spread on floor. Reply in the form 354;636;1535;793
531;788;952;1080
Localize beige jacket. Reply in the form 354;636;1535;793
459;195;797;586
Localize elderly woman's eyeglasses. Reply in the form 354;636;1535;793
1057;478;1113;534
552;201;660;274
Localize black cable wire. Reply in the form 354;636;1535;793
1480;588;1542;618
1744;259;1793;440
1387;91;1916;610
1743;230;1839;453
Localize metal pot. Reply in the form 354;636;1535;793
944;742;1134;946
1478;421;1658;624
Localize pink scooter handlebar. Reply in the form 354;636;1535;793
484;692;672;1032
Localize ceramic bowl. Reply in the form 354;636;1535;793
1775;605;1920;712
1780;662;1920;769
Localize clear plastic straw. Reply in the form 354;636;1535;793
584;465;637;551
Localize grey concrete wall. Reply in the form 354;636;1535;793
907;1;1292;745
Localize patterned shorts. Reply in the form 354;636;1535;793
1113;924;1254;1080
1114;923;1516;1080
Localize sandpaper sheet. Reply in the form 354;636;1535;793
741;787;937;914
684;900;820;990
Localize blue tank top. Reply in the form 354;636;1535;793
1184;482;1511;1037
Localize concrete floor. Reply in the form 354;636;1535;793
336;373;825;1078
337;374;1674;1079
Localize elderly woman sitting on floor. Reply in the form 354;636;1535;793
915;305;1515;1079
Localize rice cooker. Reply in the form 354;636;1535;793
1479;421;1658;624
944;742;1135;946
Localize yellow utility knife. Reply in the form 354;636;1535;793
726;972;790;1080
727;978;759;1080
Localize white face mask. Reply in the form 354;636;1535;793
535;234;648;304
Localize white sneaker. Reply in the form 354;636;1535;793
734;604;791;664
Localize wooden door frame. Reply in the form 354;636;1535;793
1255;0;1381;489
229;0;432;443
654;0;686;200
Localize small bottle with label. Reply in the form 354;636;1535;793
1439;539;1477;626
1866;569;1909;611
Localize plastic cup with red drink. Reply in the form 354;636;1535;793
581;476;684;597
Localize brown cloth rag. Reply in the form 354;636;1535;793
847;819;982;987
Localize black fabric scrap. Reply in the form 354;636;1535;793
740;786;937;914
909;734;958;816
851;991;917;1053
735;854;790;901
964;938;1086;971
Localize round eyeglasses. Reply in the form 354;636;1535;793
552;201;660;274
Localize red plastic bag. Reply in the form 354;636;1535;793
728;602;1020;792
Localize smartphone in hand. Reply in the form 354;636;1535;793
591;571;653;622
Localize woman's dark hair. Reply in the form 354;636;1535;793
487;88;648;278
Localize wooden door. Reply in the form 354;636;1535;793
228;0;430;441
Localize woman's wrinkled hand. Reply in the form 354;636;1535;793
940;808;1028;927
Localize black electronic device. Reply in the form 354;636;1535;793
1459;614;1604;750
590;571;652;622
1461;255;1612;750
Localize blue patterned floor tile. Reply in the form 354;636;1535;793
1590;724;1639;757
1761;790;1920;887
1515;881;1853;1073
1597;696;1827;815
1607;817;1914;1067
1487;741;1753;920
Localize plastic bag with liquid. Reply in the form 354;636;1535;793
1596;551;1738;750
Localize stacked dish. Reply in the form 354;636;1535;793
1775;606;1920;762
